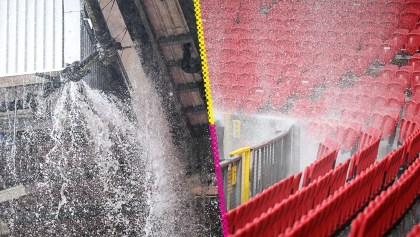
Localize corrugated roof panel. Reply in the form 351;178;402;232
0;0;79;78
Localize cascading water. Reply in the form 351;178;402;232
0;78;203;236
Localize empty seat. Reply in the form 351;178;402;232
405;101;420;117
406;29;420;54
408;54;420;68
412;71;420;91
378;64;399;79
371;112;399;139
353;51;372;76
387;82;406;95
399;12;419;31
396;65;414;87
378;40;398;64
391;29;410;50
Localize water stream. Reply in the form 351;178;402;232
0;79;202;236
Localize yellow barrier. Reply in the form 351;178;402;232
229;147;251;203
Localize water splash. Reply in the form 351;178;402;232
0;79;202;236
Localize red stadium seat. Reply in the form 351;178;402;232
378;40;398;64
396;65;414;87
408;54;420;69
412;71;420;91
406;30;420;54
399;12;419;31
378;64;399;79
391;29;410;50
363;38;383;60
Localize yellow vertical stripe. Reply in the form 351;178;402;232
192;0;215;125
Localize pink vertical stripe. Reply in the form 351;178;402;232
209;124;229;236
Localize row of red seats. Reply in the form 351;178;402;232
210;51;416;115
306;119;338;140
214;0;403;13
203;3;402;20
404;126;420;164
280;139;413;237
281;160;388;236
398;115;420;143
336;95;402;118
289;100;328;118
226;173;302;235
377;64;417;91
400;1;420;31
356;75;406;92
203;5;402;27
391;28;420;53
306;119;360;149
316;139;340;159
348;158;420;237
348;131;382;178
306;120;382;153
211;41;388;71
204;0;411;113
369;113;399;139
302;147;339;187
207;23;398;44
208;32;406;85
358;127;383;149
230;160;350;237
335;122;362;152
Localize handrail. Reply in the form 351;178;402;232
221;129;293;210
252;131;290;150
222;131;290;167
229;147;251;203
220;156;242;168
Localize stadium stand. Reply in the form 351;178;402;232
201;0;420;235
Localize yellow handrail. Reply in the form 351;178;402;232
229;147;251;204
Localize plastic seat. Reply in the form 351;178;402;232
219;97;241;112
408;54;420;69
362;38;383;60
391;29;410;50
218;72;239;86
398;117;419;143
239;49;259;64
399;12;419;31
405;101;420;117
344;123;362;152
378;64;399;79
387;82;406;95
406;29;420;54
396;65;414;87
372;81;388;94
353;50;371;76
378;40;397;64
381;115;398;138
412;71;420;90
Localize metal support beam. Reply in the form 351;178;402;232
157;34;192;46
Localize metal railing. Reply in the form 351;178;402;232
221;129;293;210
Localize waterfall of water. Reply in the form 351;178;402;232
0;78;203;236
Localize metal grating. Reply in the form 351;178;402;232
0;0;81;77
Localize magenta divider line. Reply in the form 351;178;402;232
209;124;229;236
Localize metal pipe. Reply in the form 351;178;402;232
83;0;117;65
